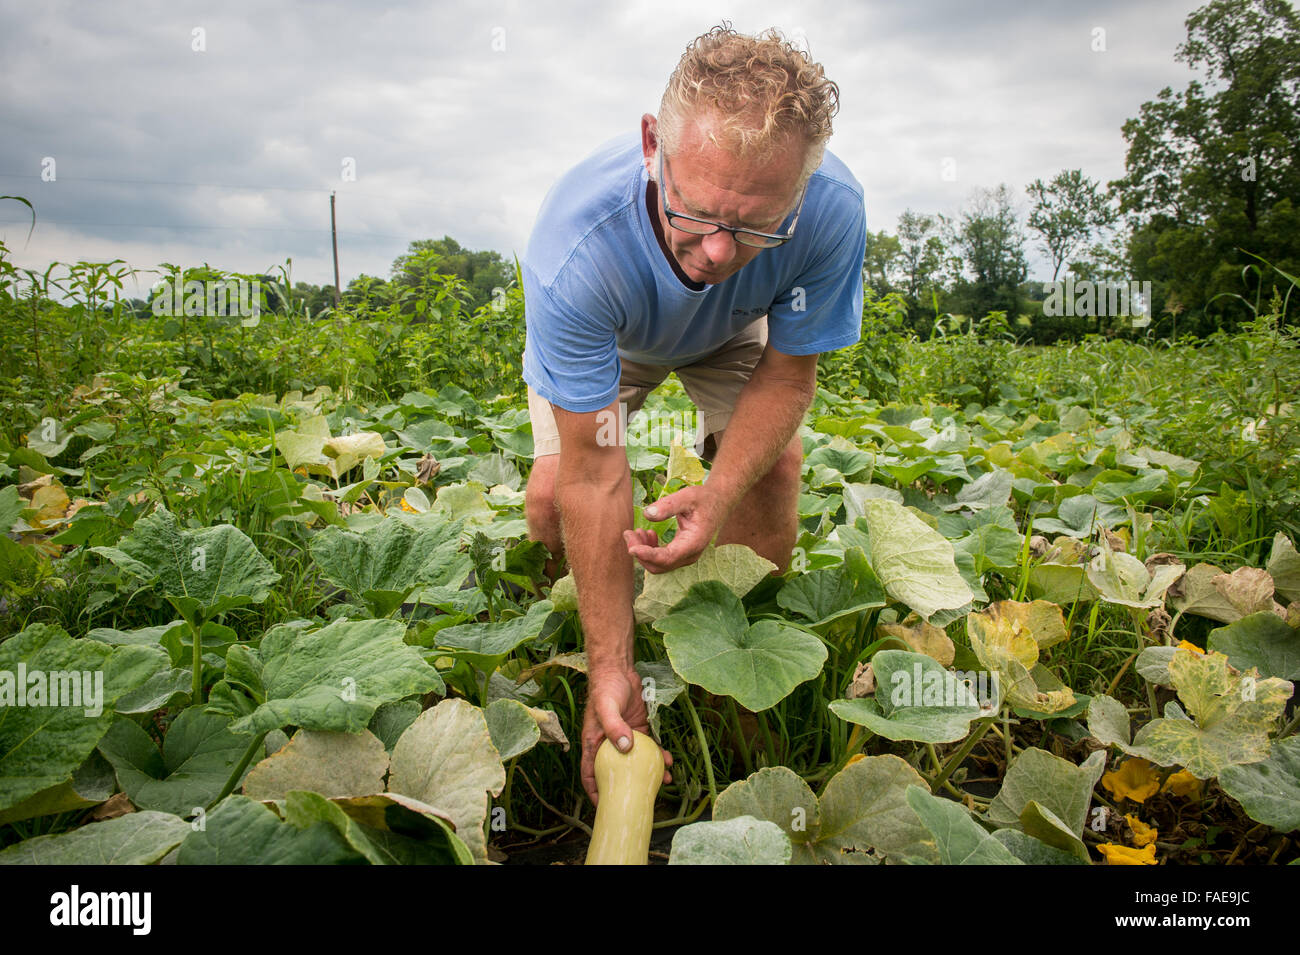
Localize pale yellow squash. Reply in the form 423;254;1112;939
585;730;664;865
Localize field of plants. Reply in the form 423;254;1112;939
1;251;1299;866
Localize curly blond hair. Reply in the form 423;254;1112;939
655;24;839;188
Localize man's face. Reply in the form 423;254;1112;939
642;113;806;285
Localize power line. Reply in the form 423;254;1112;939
0;217;429;243
0;172;459;208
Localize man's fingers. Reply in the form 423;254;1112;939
593;695;633;753
643;489;686;522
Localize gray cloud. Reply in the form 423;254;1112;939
0;0;1204;290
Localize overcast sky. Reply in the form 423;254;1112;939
1;0;1204;296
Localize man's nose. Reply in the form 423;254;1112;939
700;229;739;265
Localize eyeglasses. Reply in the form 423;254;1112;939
656;149;806;249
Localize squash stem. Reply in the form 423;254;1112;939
208;730;268;810
757;708;778;767
682;690;717;806
726;698;754;776
929;715;995;794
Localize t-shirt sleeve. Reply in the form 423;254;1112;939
765;182;867;356
521;262;622;414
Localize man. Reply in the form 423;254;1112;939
520;25;867;805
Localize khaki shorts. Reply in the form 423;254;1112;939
528;315;768;459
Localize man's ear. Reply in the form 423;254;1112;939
640;113;658;179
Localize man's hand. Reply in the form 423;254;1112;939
582;665;673;806
622;483;730;574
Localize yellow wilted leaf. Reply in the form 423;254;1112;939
1124;814;1158;847
875;612;955;666
1102;758;1161;803
846;753;866;766
1097;843;1158;865
30;483;71;530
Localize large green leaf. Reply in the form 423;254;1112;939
668;816;792;865
484;699;542;761
242;729;390;801
308;513;465;617
986;748;1106;836
904;786;1023;865
0;625;161;812
828;650;991;743
177;794;367;864
993;827;1089;865
1019;800;1090;862
387;698;506;864
1086;694;1132;748
712;766;819;854
1218;736;1300;832
810;756;939;864
1026;562;1099;604
856;501;973;621
947;467;1014;512
97;708;250;816
776;547;886;627
90;507;279;620
433;600;555;670
1207;612;1300;681
633;543;776;624
210;618;444;736
277;789;469;864
0;751;115;826
1266;533;1300;603
1124;647;1293;778
1087;548;1182;610
652;581;826;711
0;810;192;865
322;792;473;864
1031;493;1125;538
713;758;937;865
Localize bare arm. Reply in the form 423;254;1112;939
626;345;819;573
551;398;672;803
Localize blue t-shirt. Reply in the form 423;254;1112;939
521;132;867;413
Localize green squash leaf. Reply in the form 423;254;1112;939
634;543;776;624
97;708;250;816
0;810;192;865
669;816;792;865
387;698;506;864
89;507;279;620
856;501;973;621
214;618;444;736
1218;736;1300;832
653;581;826;711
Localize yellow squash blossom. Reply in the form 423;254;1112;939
1124;814;1158;847
1097;843;1158;865
1177;640;1205;654
1160;769;1202;798
1102;758;1161;803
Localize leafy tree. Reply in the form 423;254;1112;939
390;236;512;313
1111;0;1300;332
1026;170;1118;282
948;185;1028;321
896;210;949;301
862;229;902;295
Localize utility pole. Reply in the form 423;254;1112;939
330;191;342;306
